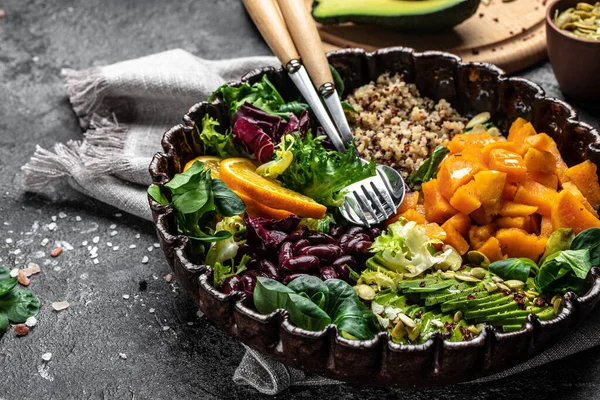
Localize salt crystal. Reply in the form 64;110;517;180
81;241;88;246
153;243;160;248
162;326;170;331
90;254;97;259
60;241;74;251
152;275;158;280
196;310;204;318
9;268;18;277
92;236;99;244
25;316;37;327
5;238;13;244
41;238;49;247
147;246;153;252
52;301;69;311
25;263;41;276
135;233;141;239
42;352;52;361
141;256;149;264
58;212;67;219
53;266;61;272
115;213;122;218
87;245;92;251
119;353;127;360
3;222;9;226
110;231;118;236
51;216;57;222
93;259;99;265
12;249;21;255
113;246;119;251
47;222;57;231
123;294;130;299
75;216;82;222
109;224;117;229
149;308;155;313
106;242;113;247
187;322;193;326
129;244;136;249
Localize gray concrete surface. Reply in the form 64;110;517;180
1;0;599;399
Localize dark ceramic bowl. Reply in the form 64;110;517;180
546;0;600;101
149;48;600;387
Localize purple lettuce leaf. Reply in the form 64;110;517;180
244;214;301;247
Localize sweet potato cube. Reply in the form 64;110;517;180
508;118;528;142
523;133;556;152
526;171;558;190
496;228;547;262
562;181;598;217
470;207;495;225
508;121;537;147
473;170;506;216
442;213;471;238
524;148;556;174
477;237;505;262
496;216;535;232
489;149;527;182
442;223;470;255
424;223;447;241
469;224;497;250
502;182;519;201
397;191;419;214
513;179;557;217
447;132;498;154
400;209;427;225
481;141;518;166
449;180;481;215
566;160;600;209
499;202;538;217
422;179;458;224
551;190;600;234
437;154;484;201
546;142;569;184
540;215;553;237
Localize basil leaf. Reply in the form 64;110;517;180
211;178;246;216
0;286;40;323
253;277;294;315
407;146;450;191
540;228;574;265
147;184;169;205
0;268;18;296
571;227;600;266
535;249;592;294
489;258;535;282
0;312;7;336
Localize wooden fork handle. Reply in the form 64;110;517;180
241;0;299;66
277;0;333;89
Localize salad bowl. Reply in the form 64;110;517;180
149;47;600;387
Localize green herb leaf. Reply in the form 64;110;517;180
278;101;309;115
165;161;206;194
285;293;332;331
571;227;600;266
0;313;8;336
196;115;239;159
298;214;336;233
211;178;246;216
287;276;329;310
147;184;169;205
172;185;210;214
535;249;592;294
489;258;536;282
0;286;40;323
0;268;18;296
341;101;357;113
330;64;345;98
254;277;295;315
540;228;574;265
407;146;450;191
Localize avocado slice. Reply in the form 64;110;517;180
404;279;458;294
312;0;481;33
464;302;520;320
441;293;512;313
426;285;486;306
502;324;524;333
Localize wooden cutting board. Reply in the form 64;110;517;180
311;0;549;73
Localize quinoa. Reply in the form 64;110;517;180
346;73;467;177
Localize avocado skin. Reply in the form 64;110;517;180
312;0;481;33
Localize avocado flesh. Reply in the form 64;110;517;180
464;302;520;320
425;286;486;306
312;0;481;33
441;293;512;313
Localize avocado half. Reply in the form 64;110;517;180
312;0;482;33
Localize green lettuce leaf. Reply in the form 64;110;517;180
195;115;239;159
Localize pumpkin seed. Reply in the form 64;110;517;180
443;271;456;279
578;2;595;11
483;281;498;292
453;310;464;322
555;1;600;41
391;320;406;339
399;313;416;328
505;280;525;291
467;251;490;268
455;274;481;283
552;295;563;315
470;267;487;279
491;276;504;283
488;127;501;137
497;283;511;292
467;325;480;335
466;112;491;129
377;315;390;329
407;324;421;342
355;284;376;301
432;319;445;329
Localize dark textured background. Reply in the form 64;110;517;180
1;0;600;399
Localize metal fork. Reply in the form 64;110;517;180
242;0;405;226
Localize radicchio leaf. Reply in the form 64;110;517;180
275;110;310;142
244;214;301;247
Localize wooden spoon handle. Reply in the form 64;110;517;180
277;0;333;89
241;0;299;65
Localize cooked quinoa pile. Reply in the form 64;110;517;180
346;73;467;177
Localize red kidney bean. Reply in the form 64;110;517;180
297;244;341;262
349;240;373;255
332;255;358;271
221;275;241;294
307;232;336;245
283;273;309;285
329;225;345;238
343;234;370;252
292;239;310;253
320;266;339;280
236;243;255;258
246;258;259;271
338;233;354;248
287;230;306;242
345;226;366;235
239;274;257;298
279;241;294;267
259;259;281;280
281;255;320;272
243;269;267;278
369;227;382;240
337;264;352;283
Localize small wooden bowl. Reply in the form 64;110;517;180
546;0;600;101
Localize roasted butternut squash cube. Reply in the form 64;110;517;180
442;223;469;255
508;118;528;142
422;179;458;224
524;148;556;174
499;202;538;217
481;141;518;166
522;133;556;152
496;216;534;232
502;182;519;201
447;132;498;154
508;121;537;147
551;190;600;234
437;154;484;201
540;215;553;237
489;149;527;182
496;228;547;262
469;224;497;250
470;207;495;225
442;213;471;238
397;191;419;214
400;208;427;225
477;236;504;262
449;180;481;215
513;179;557;217
424;223;447;241
526;171;558;190
473;170;506;216
566;160;600;209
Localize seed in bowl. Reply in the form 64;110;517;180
346;73;467;178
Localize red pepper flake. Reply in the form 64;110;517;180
414;311;422;319
17;270;30;286
14;324;29;336
419;281;426;287
467;294;475;300
535;298;547;307
50;247;63;257
503;290;512;296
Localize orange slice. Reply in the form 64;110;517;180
183;155;223;178
220;158;327;219
235;191;293;220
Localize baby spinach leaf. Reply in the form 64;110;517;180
324;279;358;317
172;184;209;214
286;293;331;331
407;146;449;191
535;249;592;294
254;277;294;315
0;268;18;296
0;286;40;323
0;313;7;336
489;258;536;282
164;161;206;194
211;179;247;216
278;101;309;115
540;228;574;265
147;184;169;205
571;227;600;266
287;275;329;310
